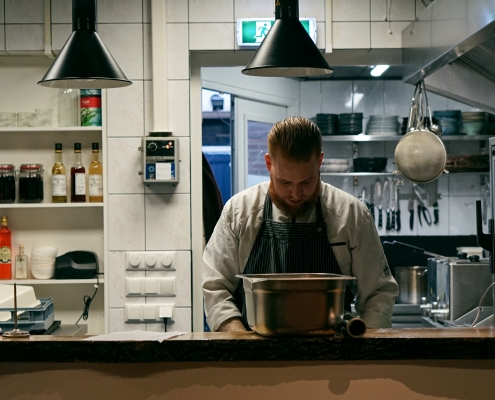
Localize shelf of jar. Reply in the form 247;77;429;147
0;202;103;209
322;135;491;142
2;279;104;285
0;126;102;133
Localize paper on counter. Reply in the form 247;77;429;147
83;330;187;342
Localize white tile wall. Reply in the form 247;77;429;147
316;21;325;49
98;24;144;80
98;0;143;23
108;194;146;251
371;21;409;48
300;0;325;21
107;137;145;194
0;0;5;23
234;0;274;19
371;0;415;21
143;23;152;80
449;174;481;197
189;0;234;23
416;0;426;17
384;80;415;118
333;0;370;21
5;0;43;23
107;80;145;137
353;80;385;116
300;81;321;118
166;0;188;22
51;0;72;23
333;22;370;49
109;308;146;332
189;22;235;50
146;307;192;332
51;24;71;51
321;81;353;114
168;79;191;136
167;23;189;80
145;194;191;250
5;24;44;51
449;196;478;235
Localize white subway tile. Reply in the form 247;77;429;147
168;79;190;136
6;24;44;51
449;174;481;196
107;80;144;137
98;0;143;23
5;0;43;23
145;193;191;250
333;22;370;49
333;0;370;22
98;24;144;80
109;308;147;332
108;194;146;251
167;0;189;22
189;0;233;23
300;0;325;21
167;23;189;80
51;24;71;51
51;0;71;23
234;0;274;19
371;21;409;48
145;137;190;194
107;137;145;194
189;22;235;50
371;0;415;21
449;196;478;235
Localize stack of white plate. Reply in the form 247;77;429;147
320;158;349;173
366;115;400;135
30;246;58;279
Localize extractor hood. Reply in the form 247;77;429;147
402;0;495;113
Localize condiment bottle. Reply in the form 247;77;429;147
58;88;79;127
15;244;27;279
80;89;102;126
0;216;12;280
88;143;103;202
52;143;67;203
71;143;86;202
0;164;16;203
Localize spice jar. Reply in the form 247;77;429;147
19;164;44;203
0;165;16;203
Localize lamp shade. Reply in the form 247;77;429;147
38;0;131;89
242;0;332;77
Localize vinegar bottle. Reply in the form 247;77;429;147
88;143;103;202
15;243;28;279
0;216;12;280
52;143;67;203
71;143;86;202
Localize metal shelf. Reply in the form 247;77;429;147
0;203;103;209
322;134;491;142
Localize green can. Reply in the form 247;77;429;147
80;89;102;126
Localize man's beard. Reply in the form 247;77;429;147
269;179;321;218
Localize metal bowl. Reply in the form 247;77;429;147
237;273;357;337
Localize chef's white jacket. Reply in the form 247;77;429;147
203;181;399;331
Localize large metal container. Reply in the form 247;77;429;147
394;266;428;304
237;273;358;337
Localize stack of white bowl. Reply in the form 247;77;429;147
30;246;58;279
320;158;349;173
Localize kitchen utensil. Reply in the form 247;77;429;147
394;266;428;304
390;179;396;231
374;179;382;228
425;180;440;224
412;186;432;226
236;273;366;337
394;81;448;183
395;184;401;231
408;192;414;230
383;179;390;230
382;240;447;259
369;183;375;221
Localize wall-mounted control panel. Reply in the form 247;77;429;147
140;134;180;184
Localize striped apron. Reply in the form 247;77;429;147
235;193;354;329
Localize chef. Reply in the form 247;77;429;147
203;116;398;332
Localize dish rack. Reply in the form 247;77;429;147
0;298;54;333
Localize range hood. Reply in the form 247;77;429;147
402;0;495;113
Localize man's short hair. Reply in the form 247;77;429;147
267;116;322;162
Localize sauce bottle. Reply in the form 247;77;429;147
71;143;86;202
0;216;12;279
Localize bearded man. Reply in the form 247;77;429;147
202;116;398;332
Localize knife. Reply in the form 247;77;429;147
390;179;395;231
369;183;375;221
408;192;414;230
396;184;401;231
374;179;382;229
383;179;390;231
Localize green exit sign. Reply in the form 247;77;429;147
236;18;317;47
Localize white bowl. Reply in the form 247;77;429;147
32;246;58;257
31;261;55;279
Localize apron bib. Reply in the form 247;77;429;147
235;193;354;328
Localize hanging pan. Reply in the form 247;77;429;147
394;81;448;184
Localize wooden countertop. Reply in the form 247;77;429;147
1;328;495;362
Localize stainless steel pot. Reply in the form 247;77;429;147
394;266;428;304
236;273;366;337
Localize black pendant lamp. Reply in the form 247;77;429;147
38;0;132;89
241;0;333;77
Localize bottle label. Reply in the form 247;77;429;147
80;97;101;108
75;173;86;195
0;246;11;263
52;175;67;196
89;174;103;196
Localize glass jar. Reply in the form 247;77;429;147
0;165;16;203
19;164;44;203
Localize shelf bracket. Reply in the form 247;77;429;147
353;176;359;186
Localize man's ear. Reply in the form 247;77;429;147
318;152;324;168
265;153;272;172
